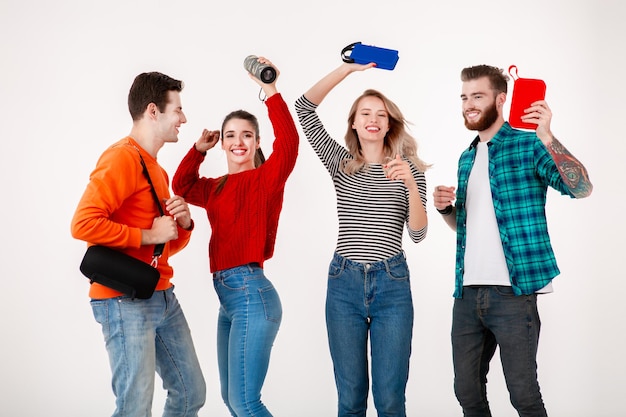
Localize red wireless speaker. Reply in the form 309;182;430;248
508;65;546;130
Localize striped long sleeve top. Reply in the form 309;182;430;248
295;95;427;263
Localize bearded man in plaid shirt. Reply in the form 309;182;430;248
433;64;592;417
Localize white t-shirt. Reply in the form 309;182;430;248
463;142;511;286
463;141;553;293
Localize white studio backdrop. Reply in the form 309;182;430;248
0;0;623;416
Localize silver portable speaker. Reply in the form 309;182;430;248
243;55;277;84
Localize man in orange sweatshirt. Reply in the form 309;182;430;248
71;72;206;417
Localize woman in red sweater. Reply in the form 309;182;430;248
172;57;298;417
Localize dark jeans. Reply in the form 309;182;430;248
451;286;547;417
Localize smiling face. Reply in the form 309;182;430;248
155;91;187;143
461;76;503;132
221;117;259;173
351;95;390;144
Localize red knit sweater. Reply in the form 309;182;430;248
172;94;299;273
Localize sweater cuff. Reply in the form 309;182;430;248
192;143;208;157
179;218;194;232
264;92;283;107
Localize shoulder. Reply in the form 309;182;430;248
96;138;139;172
105;138;136;156
500;124;537;144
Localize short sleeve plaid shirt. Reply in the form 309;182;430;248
453;122;574;297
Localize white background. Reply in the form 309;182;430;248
1;0;623;416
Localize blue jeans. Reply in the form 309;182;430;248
451;286;547;417
91;286;206;417
326;252;413;417
213;263;282;417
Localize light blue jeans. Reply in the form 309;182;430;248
452;286;547;417
213;263;282;417
91;286;206;417
326;252;414;417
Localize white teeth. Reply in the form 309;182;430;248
232;149;246;156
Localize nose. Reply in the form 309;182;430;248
180;111;187;124
464;97;477;110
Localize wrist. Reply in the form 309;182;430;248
437;205;453;215
193;143;207;155
180;219;194;231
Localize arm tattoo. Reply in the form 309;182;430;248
547;137;593;198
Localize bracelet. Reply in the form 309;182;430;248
437;205;453;215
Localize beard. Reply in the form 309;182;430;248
463;99;499;131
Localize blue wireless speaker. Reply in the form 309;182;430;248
341;42;399;70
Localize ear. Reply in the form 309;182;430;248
256;136;261;148
146;103;159;120
497;92;507;108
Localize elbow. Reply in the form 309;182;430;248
171;178;188;198
70;219;86;241
70;225;79;240
573;182;593;199
410;225;428;243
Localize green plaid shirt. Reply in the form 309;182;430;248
454;122;574;297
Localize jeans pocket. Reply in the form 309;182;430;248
328;260;344;280
387;261;410;281
216;274;246;291
90;299;107;325
258;284;282;324
494;285;516;297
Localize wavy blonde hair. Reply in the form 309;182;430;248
342;89;430;174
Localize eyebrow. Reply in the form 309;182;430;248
224;130;255;135
460;91;488;98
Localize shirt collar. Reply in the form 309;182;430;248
468;122;513;150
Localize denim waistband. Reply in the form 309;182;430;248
331;251;406;272
213;263;261;280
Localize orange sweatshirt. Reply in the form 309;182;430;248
71;137;192;299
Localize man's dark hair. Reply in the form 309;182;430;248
461;65;509;95
128;72;184;121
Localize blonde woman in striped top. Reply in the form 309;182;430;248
295;62;429;417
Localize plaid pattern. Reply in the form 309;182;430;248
454;123;574;297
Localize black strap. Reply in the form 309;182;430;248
136;150;166;259
341;41;361;63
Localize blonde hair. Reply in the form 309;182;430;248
342;89;430;174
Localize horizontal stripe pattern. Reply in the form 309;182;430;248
296;95;427;263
